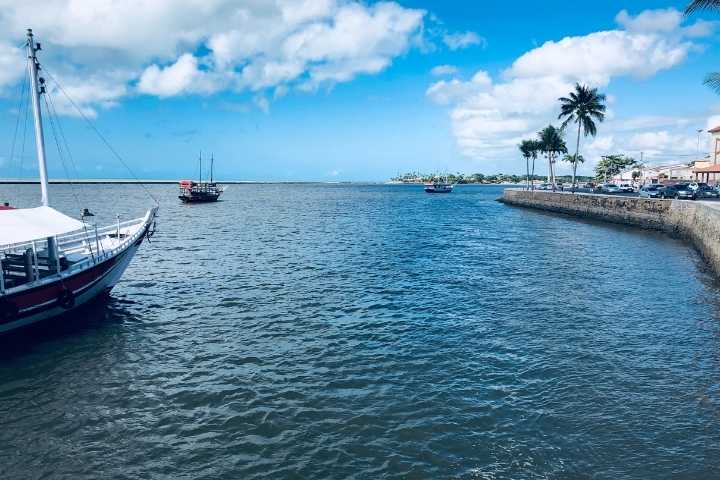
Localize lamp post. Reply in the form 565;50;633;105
697;129;704;159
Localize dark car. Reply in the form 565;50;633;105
660;183;695;200
695;185;720;199
638;184;663;198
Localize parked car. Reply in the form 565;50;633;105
688;182;708;192
536;183;553;190
638;184;663;198
582;182;595;189
598;183;621;193
660;183;695;200
695;185;720;199
619;183;634;192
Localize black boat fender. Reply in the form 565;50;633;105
0;299;19;323
58;289;75;309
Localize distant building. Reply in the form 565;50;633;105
692;125;720;184
609;125;720;185
612;162;695;185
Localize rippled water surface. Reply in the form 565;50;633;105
1;183;720;479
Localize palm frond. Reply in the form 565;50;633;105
704;72;720;94
685;0;720;14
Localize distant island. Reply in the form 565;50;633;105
389;172;595;185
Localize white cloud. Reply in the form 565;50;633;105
427;8;712;172
506;30;691;85
0;0;424;113
627;130;696;154
138;54;222;97
0;43;23;90
615;8;682;33
442;31;485;50
430;64;458;76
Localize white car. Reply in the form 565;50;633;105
619;183;634;192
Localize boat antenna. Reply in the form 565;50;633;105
210;153;213;183
199;150;202;184
26;28;50;207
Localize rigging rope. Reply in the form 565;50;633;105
43;91;96;253
42;93;82;211
42;67;160;206
7;62;29;182
45;90;83;182
18;73;31;185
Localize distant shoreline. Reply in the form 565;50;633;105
0;179;368;185
0;179;521;185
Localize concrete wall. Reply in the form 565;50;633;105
500;189;720;276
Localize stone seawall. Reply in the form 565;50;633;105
500;189;720;277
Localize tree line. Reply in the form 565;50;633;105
390;172;595;185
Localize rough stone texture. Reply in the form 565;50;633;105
500;189;720;276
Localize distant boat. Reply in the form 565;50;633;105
179;153;223;203
0;30;157;333
424;178;454;193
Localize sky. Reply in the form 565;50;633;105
0;0;719;181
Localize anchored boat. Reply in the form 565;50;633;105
424;177;454;193
179;153;223;203
0;30;157;333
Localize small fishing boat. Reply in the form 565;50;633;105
424;178;454;193
0;30;157;333
179;153;223;203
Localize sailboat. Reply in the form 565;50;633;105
0;30;158;333
178;152;223;203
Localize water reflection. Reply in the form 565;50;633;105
0;296;138;360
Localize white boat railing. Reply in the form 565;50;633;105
0;208;155;295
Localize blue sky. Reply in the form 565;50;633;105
0;0;719;181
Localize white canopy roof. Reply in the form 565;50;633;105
0;206;85;247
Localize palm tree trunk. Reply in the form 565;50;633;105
572;121;581;192
531;156;536;190
572;162;578;192
547;154;551;184
525;156;529;190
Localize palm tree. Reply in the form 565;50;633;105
563;154;584;167
686;2;720;92
558;84;606;191
538;125;567;189
519;140;535;190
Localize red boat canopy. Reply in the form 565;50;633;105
179;180;195;187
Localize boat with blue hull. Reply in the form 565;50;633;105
424;180;454;193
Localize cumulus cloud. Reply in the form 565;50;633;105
0;43;23;89
426;8;712;172
442;31;485;50
506;30;690;85
0;0;425;114
430;64;458;76
615;8;682;33
138;54;222;97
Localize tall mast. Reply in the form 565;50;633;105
26;29;50;207
199;151;202;184
210;153;213;183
